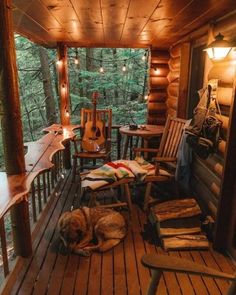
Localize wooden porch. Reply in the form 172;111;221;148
6;170;235;295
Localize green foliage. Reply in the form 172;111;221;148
0;38;149;171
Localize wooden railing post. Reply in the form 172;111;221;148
11;199;32;257
57;43;71;169
0;0;32;257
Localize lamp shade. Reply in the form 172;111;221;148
204;33;232;60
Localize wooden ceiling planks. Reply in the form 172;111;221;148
70;0;104;44
101;0;129;44
12;0;236;48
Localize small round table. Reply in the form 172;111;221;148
119;124;164;159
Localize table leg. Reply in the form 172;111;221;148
122;135;130;159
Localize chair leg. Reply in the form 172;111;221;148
124;183;132;214
72;157;77;182
144;182;152;212
147;270;162;295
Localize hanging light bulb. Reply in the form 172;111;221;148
56;59;62;66
142;51;147;61
74;48;79;65
122;61;127;72
61;83;66;93
144;93;149;100
65;108;70;118
154;67;161;75
99;61;104;73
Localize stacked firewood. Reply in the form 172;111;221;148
150;198;210;251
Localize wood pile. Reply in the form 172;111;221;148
150;198;210;251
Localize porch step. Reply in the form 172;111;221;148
150;198;210;250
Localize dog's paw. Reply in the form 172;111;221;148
74;249;91;257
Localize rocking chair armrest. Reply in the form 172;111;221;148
141;254;236;281
133;147;160;154
152;156;177;163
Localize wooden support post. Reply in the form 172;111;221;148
0;0;26;175
214;87;236;252
178;42;191;119
57;42;71;168
11;199;32;257
0;0;32;257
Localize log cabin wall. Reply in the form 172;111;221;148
167;43;191;119
147;49;169;125
166;44;181;117
167;12;236;223
191;55;235;219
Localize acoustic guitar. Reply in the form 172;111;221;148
81;92;105;152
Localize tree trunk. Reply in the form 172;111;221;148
38;46;57;125
112;49;119;103
86;49;93;98
0;0;25;175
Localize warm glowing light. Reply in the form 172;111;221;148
205;47;231;60
56;60;62;66
65;110;70;118
99;66;104;73
144;94;149;100
142;51;147;61
154;67;161;75
204;33;232;60
122;64;126;72
61;84;66;93
74;58;79;65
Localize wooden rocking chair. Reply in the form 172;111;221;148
72;108;112;181
142;253;236;295
133;116;187;211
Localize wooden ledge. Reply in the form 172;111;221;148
0;124;79;218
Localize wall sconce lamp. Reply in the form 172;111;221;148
204;33;232;60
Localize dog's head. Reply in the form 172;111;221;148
58;210;86;249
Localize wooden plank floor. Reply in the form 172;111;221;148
8;172;235;295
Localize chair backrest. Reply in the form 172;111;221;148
158;116;187;158
80;108;112;140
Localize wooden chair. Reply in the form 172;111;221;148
142;253;236;295
133;116;187;211
72;108;112;181
78;173;134;214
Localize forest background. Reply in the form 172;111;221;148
0;35;149;171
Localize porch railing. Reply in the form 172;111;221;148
0;124;123;291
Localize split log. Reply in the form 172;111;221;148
167;70;180;83
156;215;201;237
151;198;201;222
162;234;209;251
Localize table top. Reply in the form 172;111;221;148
119;124;164;138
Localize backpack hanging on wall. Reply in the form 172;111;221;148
185;82;222;159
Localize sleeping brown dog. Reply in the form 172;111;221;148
58;207;127;256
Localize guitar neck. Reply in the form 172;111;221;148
92;92;98;128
